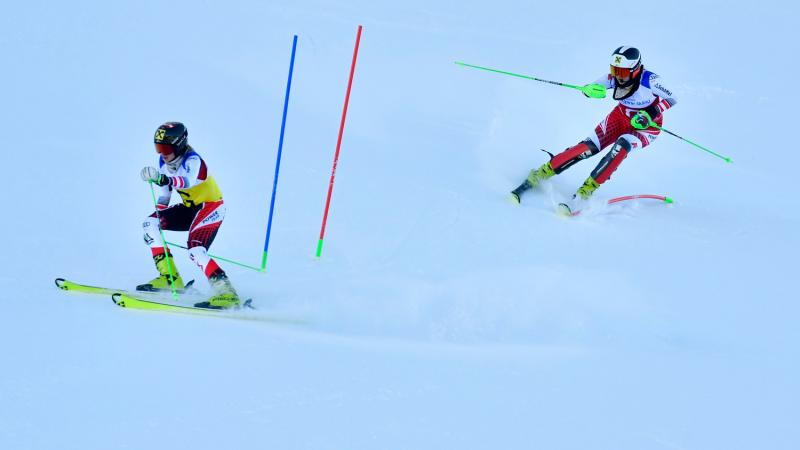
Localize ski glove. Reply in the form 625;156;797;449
140;166;169;186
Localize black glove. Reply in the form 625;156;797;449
643;104;662;121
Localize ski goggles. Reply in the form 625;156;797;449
155;143;177;156
610;65;637;78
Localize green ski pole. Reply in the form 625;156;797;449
148;182;178;300
631;111;732;163
455;61;607;98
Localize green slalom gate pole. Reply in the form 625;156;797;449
148;182;178;300
632;111;732;163
455;61;607;98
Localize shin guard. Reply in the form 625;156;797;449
550;139;601;174
590;138;631;184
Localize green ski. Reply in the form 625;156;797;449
111;292;252;315
55;277;196;297
109;293;306;325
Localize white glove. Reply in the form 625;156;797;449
140;166;167;185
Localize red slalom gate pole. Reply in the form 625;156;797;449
316;25;363;258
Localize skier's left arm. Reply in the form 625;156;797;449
643;74;677;119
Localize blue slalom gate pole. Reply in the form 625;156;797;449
262;35;298;271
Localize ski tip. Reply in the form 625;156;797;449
55;278;66;289
664;196;674;204
508;193;521;205
556;203;576;217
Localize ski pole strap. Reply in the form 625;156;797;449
455;61;606;98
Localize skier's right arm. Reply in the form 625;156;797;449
594;74;613;89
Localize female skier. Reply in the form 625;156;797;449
139;121;239;309
510;46;677;214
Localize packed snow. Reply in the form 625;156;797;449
2;1;797;449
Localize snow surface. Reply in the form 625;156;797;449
2;0;798;449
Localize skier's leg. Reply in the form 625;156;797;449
589;136;634;187
550;105;629;177
558;108;661;215
510;138;599;204
511;107;626;204
186;201;239;309
549;139;601;174
566;135;636;211
582;110;660;193
138;205;196;291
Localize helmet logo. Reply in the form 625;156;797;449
155;129;166;141
614;56;622;64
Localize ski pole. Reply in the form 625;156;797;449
262;34;298;271
148;182;178;300
455;61;607;98
632;111;732;163
165;241;263;272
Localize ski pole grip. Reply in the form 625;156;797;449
581;83;607;99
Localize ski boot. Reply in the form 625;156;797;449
557;176;599;216
195;273;240;310
510;162;555;204
137;253;185;291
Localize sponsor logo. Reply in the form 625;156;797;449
614;56;622;64
201;211;221;225
654;83;672;97
143;233;154;245
155;129;166;141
